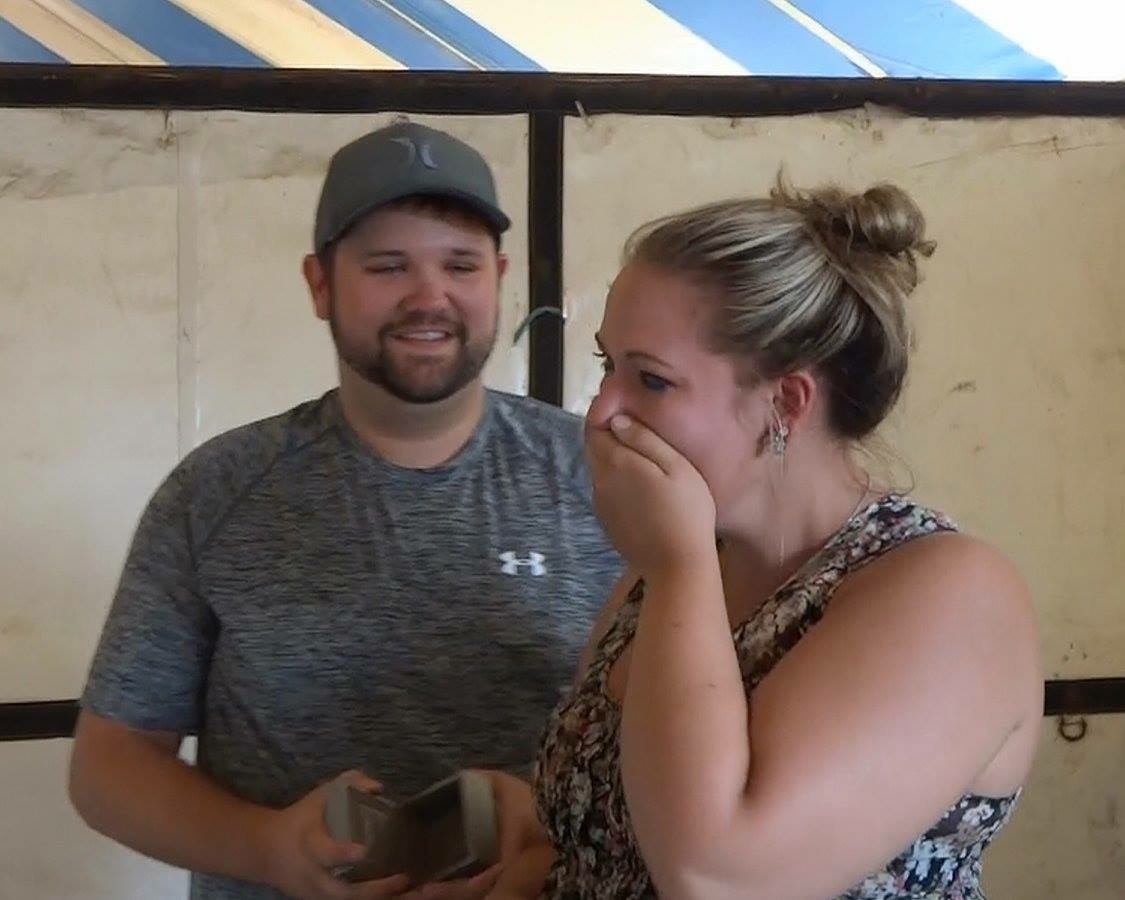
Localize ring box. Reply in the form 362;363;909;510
324;770;499;884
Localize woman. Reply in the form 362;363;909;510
490;178;1041;899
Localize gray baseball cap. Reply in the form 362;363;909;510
313;121;511;253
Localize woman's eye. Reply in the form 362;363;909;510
593;351;613;374
640;372;671;392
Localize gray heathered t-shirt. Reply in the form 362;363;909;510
81;389;620;899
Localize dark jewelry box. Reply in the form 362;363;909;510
324;770;499;884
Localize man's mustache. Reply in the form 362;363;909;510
379;312;467;341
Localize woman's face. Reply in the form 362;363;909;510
587;261;774;519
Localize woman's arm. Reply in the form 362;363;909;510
621;533;1040;900
620;543;749;865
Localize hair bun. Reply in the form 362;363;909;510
840;184;933;256
778;178;935;260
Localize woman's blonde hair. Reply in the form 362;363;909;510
624;176;935;439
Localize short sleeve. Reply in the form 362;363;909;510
81;464;216;733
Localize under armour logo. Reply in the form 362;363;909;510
499;551;547;576
391;136;438;169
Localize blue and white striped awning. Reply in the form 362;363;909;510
0;1;1121;80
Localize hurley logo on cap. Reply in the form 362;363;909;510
390;136;438;170
313;122;511;253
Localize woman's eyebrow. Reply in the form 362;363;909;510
594;333;674;369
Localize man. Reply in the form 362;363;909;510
69;121;619;900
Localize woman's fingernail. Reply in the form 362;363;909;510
610;414;632;432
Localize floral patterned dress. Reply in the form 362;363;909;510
534;495;1021;899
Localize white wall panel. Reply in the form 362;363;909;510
984;717;1125;897
0;109;179;701
0;739;188;898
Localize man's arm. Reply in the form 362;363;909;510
69;454;405;897
70;711;410;900
69;712;274;882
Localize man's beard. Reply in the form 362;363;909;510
330;306;497;404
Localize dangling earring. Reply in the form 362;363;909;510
768;407;789;567
769;408;789;457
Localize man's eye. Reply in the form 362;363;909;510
367;265;404;274
640;372;671;392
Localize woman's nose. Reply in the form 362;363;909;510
586;377;625;430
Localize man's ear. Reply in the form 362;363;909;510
303;253;331;322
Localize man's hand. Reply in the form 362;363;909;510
486;770;542;861
400;865;501;899
398;769;543;900
257;770;412;900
